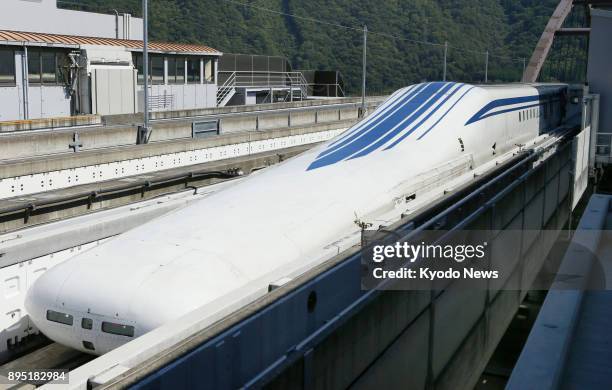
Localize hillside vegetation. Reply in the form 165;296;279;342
59;0;559;94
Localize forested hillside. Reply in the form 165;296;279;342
58;0;559;94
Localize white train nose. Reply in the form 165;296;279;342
24;263;86;352
24;261;135;355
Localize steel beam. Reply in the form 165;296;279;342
522;0;575;83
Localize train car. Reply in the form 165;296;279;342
25;81;568;355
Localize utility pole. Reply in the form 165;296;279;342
139;0;151;144
522;57;527;80
361;25;367;118
443;41;448;81
484;50;489;83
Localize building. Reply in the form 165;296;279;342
0;0;221;121
588;8;612;165
1;0;142;40
0;0;344;122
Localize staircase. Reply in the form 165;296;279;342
217;72;237;107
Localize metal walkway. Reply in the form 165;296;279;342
507;194;612;390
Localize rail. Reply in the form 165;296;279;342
0;168;243;221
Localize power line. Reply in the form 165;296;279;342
59;0;525;62
221;0;527;62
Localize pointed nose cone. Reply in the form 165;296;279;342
24;261;85;351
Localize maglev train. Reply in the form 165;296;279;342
25;82;567;355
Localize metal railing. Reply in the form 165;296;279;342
307;83;346;98
596;132;612;162
148;94;175;111
216;71;309;105
216;72;237;106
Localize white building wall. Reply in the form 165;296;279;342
0;53;22;121
0;0;143;39
0;50;70;122
136;84;217;112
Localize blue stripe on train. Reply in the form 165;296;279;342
326;86;416;149
319;84;424;158
383;83;465;150
349;82;458;159
307;82;449;170
465;95;543;125
416;86;475;140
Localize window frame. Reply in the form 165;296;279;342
81;317;93;330
101;321;135;337
0;48;16;86
176;57;186;84
134;53;145;85
28;49;42;84
27;49;65;85
187;57;201;84
203;58;215;84
41;50;58;84
150;55;164;85
46;310;74;326
168;56;186;84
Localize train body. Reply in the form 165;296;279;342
25;82;568;354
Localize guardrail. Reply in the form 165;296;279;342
148;94;175;111
217;71;310;105
596;132;611;162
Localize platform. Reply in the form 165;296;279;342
507;194;612;390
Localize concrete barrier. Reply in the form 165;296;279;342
0;115;101;132
0;120;352;180
0;99;383;161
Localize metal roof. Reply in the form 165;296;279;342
0;30;221;55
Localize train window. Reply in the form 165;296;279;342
82;341;95;351
46;310;73;326
101;322;134;337
81;318;93;330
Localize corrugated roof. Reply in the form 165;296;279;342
0;30;221;55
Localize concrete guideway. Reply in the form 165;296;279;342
23;120;575;389
0;144;313;233
0;122;349;200
0;178;246;364
0;97;383;161
79;130;579;390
